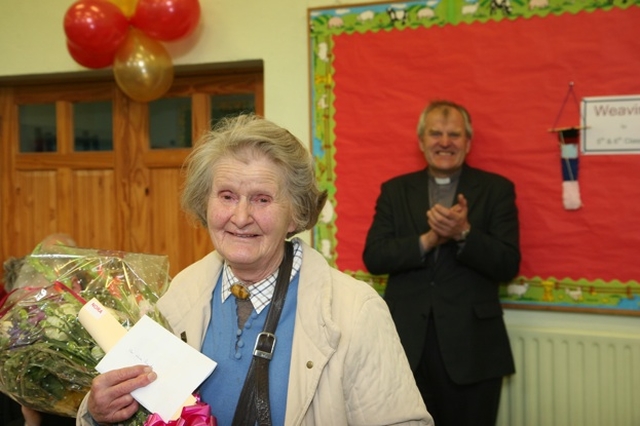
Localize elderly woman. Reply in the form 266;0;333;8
77;115;432;425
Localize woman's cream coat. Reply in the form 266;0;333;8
77;241;433;426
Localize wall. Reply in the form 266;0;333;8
1;0;638;418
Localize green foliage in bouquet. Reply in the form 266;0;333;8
0;244;171;422
0;284;97;416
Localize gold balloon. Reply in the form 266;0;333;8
113;29;174;103
107;0;138;18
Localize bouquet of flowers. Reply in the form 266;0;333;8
0;242;171;420
0;283;98;416
17;243;170;328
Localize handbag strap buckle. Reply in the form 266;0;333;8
253;332;276;360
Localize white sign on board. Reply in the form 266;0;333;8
581;95;640;155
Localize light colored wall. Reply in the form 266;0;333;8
505;307;638;335
1;0;637;362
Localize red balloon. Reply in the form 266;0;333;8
66;40;116;69
64;0;129;54
131;0;200;42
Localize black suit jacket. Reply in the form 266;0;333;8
363;164;519;385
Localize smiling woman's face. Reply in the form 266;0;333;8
206;154;296;283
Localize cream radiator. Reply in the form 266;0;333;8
497;325;640;426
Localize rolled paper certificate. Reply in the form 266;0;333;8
78;298;127;352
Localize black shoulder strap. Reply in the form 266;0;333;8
232;241;294;426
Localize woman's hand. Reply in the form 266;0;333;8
88;365;157;424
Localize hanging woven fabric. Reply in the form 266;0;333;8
549;82;583;210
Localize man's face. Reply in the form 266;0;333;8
418;108;471;178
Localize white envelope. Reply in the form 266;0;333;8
94;314;217;422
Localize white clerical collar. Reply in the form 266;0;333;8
428;168;462;185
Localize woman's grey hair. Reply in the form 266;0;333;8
416;100;473;140
181;114;328;238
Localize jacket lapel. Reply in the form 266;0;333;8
407;168;431;233
455;165;481;216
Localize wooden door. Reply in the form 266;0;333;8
0;66;263;279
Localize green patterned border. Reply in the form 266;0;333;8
308;0;640;315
